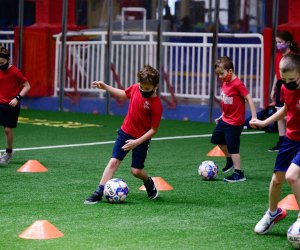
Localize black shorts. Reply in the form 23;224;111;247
211;120;244;154
0;103;20;128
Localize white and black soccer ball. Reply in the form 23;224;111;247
198;160;218;180
104;178;129;203
287;220;300;249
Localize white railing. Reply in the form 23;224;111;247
53;31;264;107
0;31;14;63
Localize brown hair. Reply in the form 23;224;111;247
214;56;234;71
137;65;160;86
277;30;299;54
279;53;300;73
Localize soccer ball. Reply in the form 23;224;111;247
287;220;300;249
104;178;129;203
198;160;218;180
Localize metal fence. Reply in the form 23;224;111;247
54;31;264;107
0;31;14;63
0;30;264;108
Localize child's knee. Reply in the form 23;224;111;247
131;168;141;177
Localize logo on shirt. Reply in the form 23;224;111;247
221;91;233;104
144;101;150;110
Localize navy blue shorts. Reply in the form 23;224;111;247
0;104;20;128
112;129;150;169
274;136;300;172
275;80;284;108
211;119;244;154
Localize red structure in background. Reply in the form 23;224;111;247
15;0;85;96
263;0;300;108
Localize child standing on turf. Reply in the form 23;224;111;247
252;53;300;234
268;30;299;152
0;46;31;164
84;65;163;204
211;56;257;182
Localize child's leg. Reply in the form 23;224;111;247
218;144;229;157
286;163;300;214
4;127;13;150
131;167;148;182
231;153;241;170
99;158;122;185
269;171;285;211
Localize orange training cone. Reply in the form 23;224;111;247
206;146;225;157
139;177;173;191
17;160;48;172
278;194;299;211
19;220;64;239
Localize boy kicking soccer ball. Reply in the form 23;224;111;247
84;65;163;204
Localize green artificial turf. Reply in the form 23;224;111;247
0;109;296;249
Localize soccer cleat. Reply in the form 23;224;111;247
0;152;13;165
224;170;246;182
84;191;102;205
222;164;233;173
268;141;281;152
254;208;287;234
144;177;159;200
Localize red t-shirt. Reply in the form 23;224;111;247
281;85;300;141
121;83;163;138
0;65;28;104
221;78;249;126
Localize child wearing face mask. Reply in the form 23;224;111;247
252;53;300;235
211;56;257;182
84;65;163;204
0;46;31;165
269;30;299;152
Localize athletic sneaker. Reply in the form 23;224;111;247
224;170;246;182
254;208;287;234
144;177;159;199
268;141;281;152
0;152;13;165
84;191;102;205
222;164;233;173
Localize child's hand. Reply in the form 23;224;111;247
122;139;138;151
215;116;222;124
92;81;106;89
250;118;264;128
9;98;18;107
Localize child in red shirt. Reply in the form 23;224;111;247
85;65;163;204
211;56;257;182
0;46;31;164
253;53;300;234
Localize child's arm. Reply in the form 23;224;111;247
92;81;127;100
9;81;31;107
122;127;158;151
19;81;31;97
245;94;257;128
250;104;287;128
244;94;257;119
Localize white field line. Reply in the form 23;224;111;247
13;131;265;152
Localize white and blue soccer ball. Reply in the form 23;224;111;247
104;178;129;203
198;160;218;180
287;220;300;249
